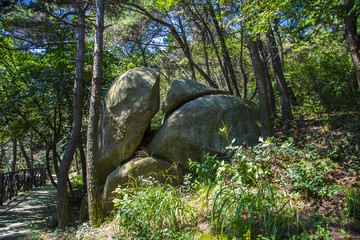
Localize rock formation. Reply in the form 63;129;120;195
97;68;160;184
148;94;261;170
102;156;179;214
98;70;261;213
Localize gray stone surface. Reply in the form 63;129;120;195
161;77;227;114
102;157;181;214
98;68;160;184
148;94;261;170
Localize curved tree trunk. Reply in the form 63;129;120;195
57;3;86;229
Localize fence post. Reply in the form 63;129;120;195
8;172;13;200
0;173;4;206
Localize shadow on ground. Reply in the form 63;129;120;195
0;184;57;239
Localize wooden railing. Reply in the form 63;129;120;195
0;167;47;206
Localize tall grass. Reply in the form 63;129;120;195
208;179;297;239
112;176;196;239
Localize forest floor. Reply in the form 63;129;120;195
0;182;57;239
39;111;360;240
5;111;359;240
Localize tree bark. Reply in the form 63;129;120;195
86;0;104;226
78;141;87;187
247;36;274;138
9;137;17;197
0;146;4;170
257;39;276;113
57;3;86;229
208;1;240;96
267;27;293;122
239;22;249;99
11;137;17;172
188;1;232;92
344;1;360;89
272;18;285;71
19;141;31;169
46;145;57;188
178;15;196;81
201;32;211;78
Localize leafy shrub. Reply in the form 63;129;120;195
343;187;360;221
287;40;360;113
189;153;230;185
285;158;338;198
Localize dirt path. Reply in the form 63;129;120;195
0;183;57;239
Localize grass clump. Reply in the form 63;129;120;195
112;176;196;239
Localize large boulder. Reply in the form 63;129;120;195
98;68;160;184
161;77;228;114
147;94;261;170
102;156;180;214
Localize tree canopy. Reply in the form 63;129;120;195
0;0;359;231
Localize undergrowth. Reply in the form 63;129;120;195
39;113;360;240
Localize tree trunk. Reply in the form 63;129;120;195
57;3;86;229
0;146;4;170
239;22;249;99
19;141;31;169
247;36;274;138
9;137;17;198
46;145;57;188
344;1;360;89
178;15;196;81
208;0;240;96
257;39;276;113
267;27;293;122
86;0;104;226
78;142;87;187
272;18;285;71
11;137;17;172
52;142;59;175
202;32;211;78
188;1;232;92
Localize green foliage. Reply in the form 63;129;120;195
209;180;295;239
189;154;228;185
150;110;165;131
186;136;349;238
286;31;360;112
227;138;274;184
217;121;232;145
324;132;359;162
113;176;196;239
285;158;338;198
343;187;360;221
